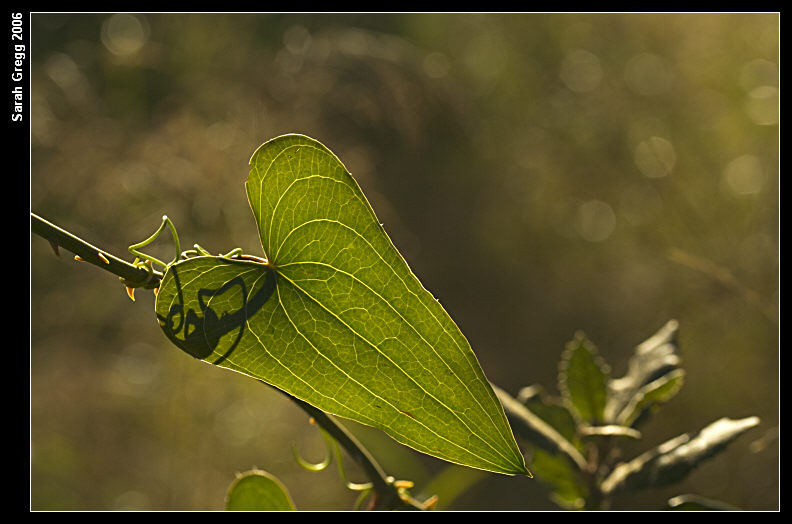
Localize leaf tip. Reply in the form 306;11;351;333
501;459;532;477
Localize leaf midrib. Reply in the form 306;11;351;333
273;274;515;471
275;268;517;471
260;169;516;461
279;258;518;458
246;135;526;474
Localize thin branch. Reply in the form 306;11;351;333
32;212;426;509
31;212;162;289
267;384;423;510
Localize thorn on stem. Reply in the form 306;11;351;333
74;255;86;262
97;252;110;264
126;286;136;302
48;240;60;258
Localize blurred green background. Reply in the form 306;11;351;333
30;13;778;510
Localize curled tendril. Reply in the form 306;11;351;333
292;440;332;472
293;418;374;503
291;419;434;510
180;245;243;261
122;217;245;300
192;244;211;256
127;215;181;270
331;433;373;492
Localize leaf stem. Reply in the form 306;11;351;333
265;384;424;510
31;212;163;289
31;211;423;510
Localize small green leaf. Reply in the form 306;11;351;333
494;385;587;472
558;332;609;425
617;369;685;427
156;134;527;476
665;494;740;511
529;449;587;510
517;385;580;450
605;320;681;423
225;469;296;511
601;416;760;495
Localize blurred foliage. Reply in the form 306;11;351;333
503;322;760;510
30;13;777;510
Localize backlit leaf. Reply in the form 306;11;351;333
605;320;681;423
225;469;296;511
601;416;760;495
155;134;527;476
529;449;586;510
616;369;685;427
516;384;580;450
558;332;609;425
494;385;586;472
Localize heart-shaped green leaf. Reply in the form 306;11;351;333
155;134;527;476
529;449;587;510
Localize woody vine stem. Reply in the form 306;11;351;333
30;211;426;510
31;213;163;290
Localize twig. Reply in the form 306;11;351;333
666;247;776;323
31;212;422;510
31;212;162;289
267;384;423;510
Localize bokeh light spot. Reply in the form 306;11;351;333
101;14;148;57
45;53;82;91
723;154;765;195
559;49;603;93
744;85;778;125
575;200;616;242
739;58;778;91
283;25;312;55
634;136;676;178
